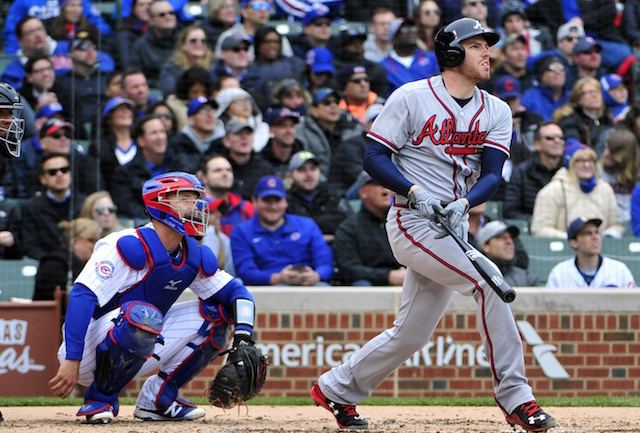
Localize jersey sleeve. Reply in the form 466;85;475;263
189;269;235;299
483;96;513;157
366;86;411;153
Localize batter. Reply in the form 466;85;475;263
310;18;557;433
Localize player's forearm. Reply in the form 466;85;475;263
64;284;98;360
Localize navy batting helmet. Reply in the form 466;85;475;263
434;18;499;70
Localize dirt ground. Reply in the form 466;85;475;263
0;405;637;433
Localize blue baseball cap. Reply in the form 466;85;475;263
494;75;521;99
305;47;335;74
102;96;135;116
302;4;330;26
187;96;219;117
312;88;341;106
265;106;301;126
254;175;286;199
35;102;64;120
567;217;602;240
600;73;624;92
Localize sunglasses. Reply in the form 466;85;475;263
94;205;118;215
231;46;249;52
312;19;331;27
32;65;54;74
543;134;564;141
187;38;207;44
250;1;271;11
155;112;174;119
562;36;578;43
466;0;487;6
50;131;71;139
77;43;97;51
546;64;565;72
197;107;217;115
44;166;71;176
319;98;339;106
155;10;176;17
349;77;369;84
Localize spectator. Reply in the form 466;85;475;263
296;88;363;179
202;0;239;49
380;17;439;93
498;0;553;57
363;7;396;63
121;69;156;117
303;47;337;96
258;106;304;177
1;0;113;56
231;175;334;285
200;198;236;276
476;220;540;287
170;96;224;173
337;65;383;124
110;115;185;219
33;217;101;301
215;87;270;152
217;118;275;200
165;66;216;131
53;32;108;139
566;37;607;89
253;26;305;97
618;103;640;142
114;0;194;22
21;55;58;114
546;217;636;288
333;171;404;286
598;129;640;222
114;0;151;70
504;121;565;222
104;70;123;98
485;34;536;94
215;0;293;59
553;77;614;155
520;55;570;121
460;0;492;30
79;190;122;238
622;0;640;46
159;25;217;98
531;141;624;238
330;103;384;198
414;0;442;53
212;33;269;110
600;74;629;123
291;5;334;59
553;22;584;67
270;78;312;117
20;153;86;260
198;153;254;237
147;100;179;139
0;198;23;259
130;0;179;88
88;96;137;192
286;151;352;243
42;0;111;52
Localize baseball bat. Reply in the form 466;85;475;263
434;213;516;303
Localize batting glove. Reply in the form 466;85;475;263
440;198;470;230
408;187;443;220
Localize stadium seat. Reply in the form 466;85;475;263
601;237;640;284
0;257;39;301
485;200;503;220
505;218;530;235
518;235;574;284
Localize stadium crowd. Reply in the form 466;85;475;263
1;0;640;293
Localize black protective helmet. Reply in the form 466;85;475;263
0;82;24;158
434;18;500;70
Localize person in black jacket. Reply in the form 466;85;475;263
332;171;404;286
285;151;352;244
258;106;304;177
503;121;565;221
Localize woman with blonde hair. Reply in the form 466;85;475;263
531;139;624;238
598;129;640;221
80;191;123;238
159;25;217;97
552;77;614;153
203;0;239;48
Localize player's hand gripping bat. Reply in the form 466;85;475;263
434;213;516;303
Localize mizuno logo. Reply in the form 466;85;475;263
163;279;182;291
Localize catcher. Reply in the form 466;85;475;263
49;172;267;423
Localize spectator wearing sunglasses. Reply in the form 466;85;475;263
336;65;384;124
80;191;123;238
130;0;179;88
291;5;335;59
20;153;86;261
215;0;294;59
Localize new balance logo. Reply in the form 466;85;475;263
163;279;182;291
517;321;569;379
164;403;183;418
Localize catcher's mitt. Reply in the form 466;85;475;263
208;340;268;408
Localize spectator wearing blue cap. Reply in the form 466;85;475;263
336;64;384;124
21;55;58;114
87;97;137;193
214;0;294;59
566;37;608;89
303;47;337;95
379;17;439;93
170;96;225;173
258;106;304;177
296;88;363;179
231;174;334;286
291;4;334;59
600;74;629;122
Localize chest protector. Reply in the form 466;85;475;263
97;227;204;317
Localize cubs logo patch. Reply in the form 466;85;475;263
241;306;252;317
95;260;114;279
290;232;301;241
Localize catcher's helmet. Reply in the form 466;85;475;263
0;82;24;158
142;172;209;237
434;18;499;70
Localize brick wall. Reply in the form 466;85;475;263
123;288;640;398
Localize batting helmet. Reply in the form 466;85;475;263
0;82;24;159
142;172;209;237
434;18;499;70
